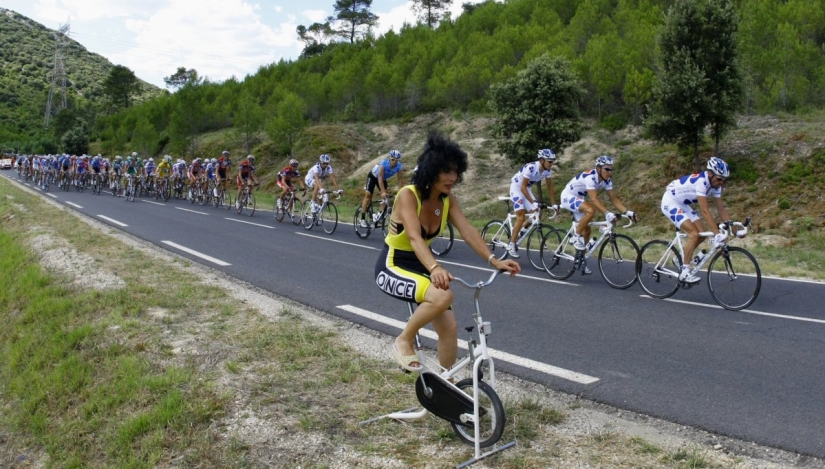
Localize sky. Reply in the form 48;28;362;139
2;0;482;89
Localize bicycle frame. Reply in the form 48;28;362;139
489;196;555;248
649;221;749;278
557;215;635;262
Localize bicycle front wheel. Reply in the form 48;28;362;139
274;196;286;222
302;201;315;229
707;247;761;310
321;202;338;234
637;240;681;299
248;192;256;216
353;205;372;238
450;379;506;448
540;229;576;280
480;221;510;261
526;225;549;271
235;193;244;214
290;200;303;225
430;221;454;257
598;234;640;289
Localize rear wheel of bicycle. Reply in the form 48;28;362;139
302;201;315;229
450;379;506;448
430;221;454;257
290;200;303;225
321;202;338;234
707;246;761;310
597;234;640;289
353;205;372;238
637;240;681;299
480;221;510;261
274;196;286;222
526;225;551;271
540;229;576;280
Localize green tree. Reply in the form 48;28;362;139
163;67;200;90
132;115;159;159
488;54;585;165
412;0;453;28
233;91;265;154
52;108;78;140
646;0;742;170
332;0;379;44
168;84;207;157
61;124;89;155
266;91;308;156
103;65;140;110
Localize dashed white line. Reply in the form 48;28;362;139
295;232;381;250
65;201;83;209
224;218;274;229
337;304;599;384
46;193;58;198
640;296;825;324
97;215;128;227
161;241;231;266
175;207;209;215
143;200;165;206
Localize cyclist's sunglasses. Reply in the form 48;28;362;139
601;167;613;172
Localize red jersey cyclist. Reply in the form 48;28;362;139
235;155;259;206
215;150;232;197
276;158;306;208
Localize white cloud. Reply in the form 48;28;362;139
375;1;417;35
302;9;327;23
274;5;282;13
32;0;163;23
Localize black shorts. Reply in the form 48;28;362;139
364;174;387;194
218;169;227;179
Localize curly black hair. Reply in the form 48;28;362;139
414;130;468;199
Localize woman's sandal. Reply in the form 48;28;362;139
391;343;423;372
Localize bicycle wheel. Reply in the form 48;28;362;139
597;233;640;289
214;188;222;208
353;205;372;238
526;225;549;271
162;182;171;201
707;246;761;310
450;379;506;448
274;196;286;222
321;202;338;234
235;192;244;214
636;240;681;299
248;192;256;216
540;229;576;280
430;221;454;257
480;221;510;261
302;201;315;229
290;200;303;225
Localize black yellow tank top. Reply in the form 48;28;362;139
385;185;449;250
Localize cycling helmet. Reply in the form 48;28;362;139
389;149;402;159
289;158;299;167
164;155;172;163
115;155;122;161
707;156;730;178
596;155;614;167
126;156;132;162
222;150;230;156
319;154;331;163
131;152;138;158
148;157;154;163
247;154;255;163
211;158;217;164
537;149;556;161
195;158;202;164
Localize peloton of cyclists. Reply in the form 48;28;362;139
507;149;559;258
305;154;342;213
359;149;404;228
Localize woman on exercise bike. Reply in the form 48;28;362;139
374;131;520;373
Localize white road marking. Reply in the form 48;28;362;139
225;218;274;229
143;200;165;206
161;241;231;266
175;207;209;215
337;304;599;384
295;232;380;250
640;296;825;325
65;201;83;209
97;215;128;227
46;193;57;198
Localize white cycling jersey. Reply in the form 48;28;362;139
304;162;334;187
560;169;613;221
509;161;553;211
660;171;722;228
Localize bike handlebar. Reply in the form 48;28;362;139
451;269;505;289
717;217;751;239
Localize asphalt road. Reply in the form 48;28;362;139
4;171;825;458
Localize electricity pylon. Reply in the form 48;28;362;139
45;22;70;127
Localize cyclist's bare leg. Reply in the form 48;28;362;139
679;219;707;266
361;190;373;218
431;310;458;369
394;286;454;368
510;208;528;244
576;200;597;240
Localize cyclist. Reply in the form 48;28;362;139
661;156;734;284
506;149;560;258
111;155;123;190
276;158;305;208
235;154;258;207
215;150;232;197
156;155;173;191
359;149;405;228
304;154;342;213
560;155;636;259
144;157;157;191
188;158;203;198
375;131;520;372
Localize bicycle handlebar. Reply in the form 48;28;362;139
717;217;751;239
451;269;505;289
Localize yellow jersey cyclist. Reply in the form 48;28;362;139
661;156;736;284
157;155;173;179
560;155;637;272
507;148;559;258
359;149;405;228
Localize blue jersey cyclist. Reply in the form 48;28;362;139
359;149;405;228
506;149;559;258
560;156;637;256
661;156;736;284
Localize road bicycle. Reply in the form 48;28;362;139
154;176;171;201
173;176;186;199
636;219;760;310
302;188;342;234
90;172;103;195
274;187;304;224
188;178;206;205
110;173;122;197
354;195;394;239
361;270;515;468
235;182;257;216
124;175;138;202
212;180;231;209
540;214;640;289
480;197;557;270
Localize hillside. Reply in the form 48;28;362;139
0;8;161;142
